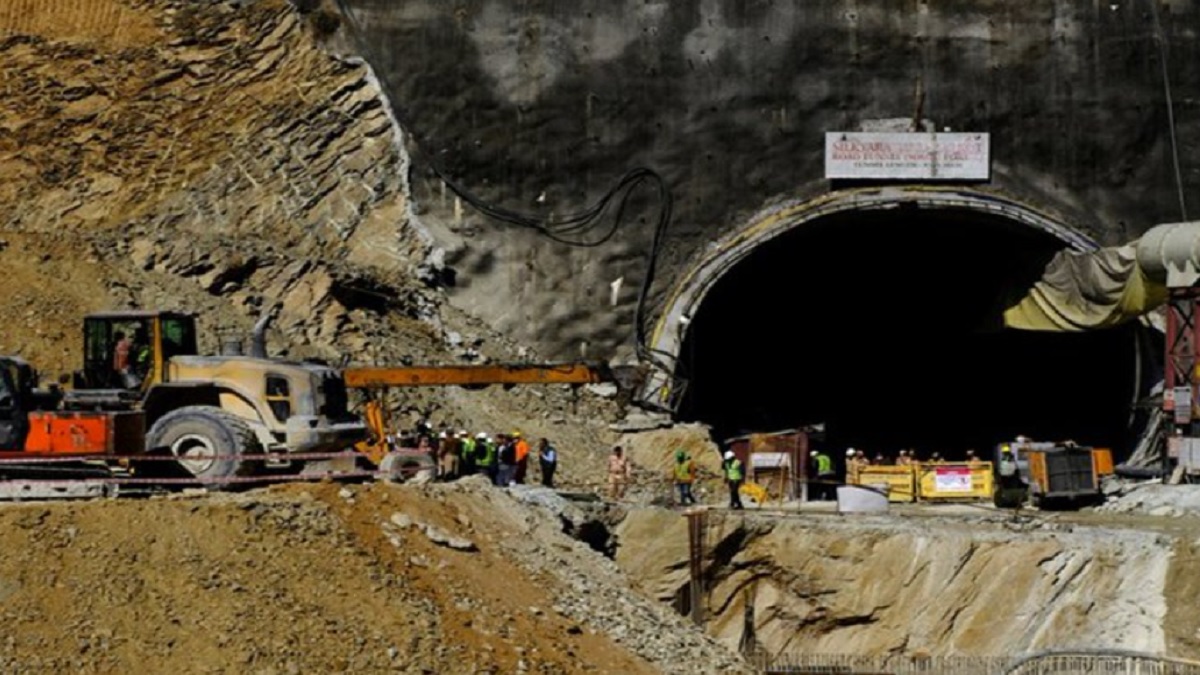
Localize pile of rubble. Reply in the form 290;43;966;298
1094;480;1200;518
0;480;747;673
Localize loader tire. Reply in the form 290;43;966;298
146;406;259;487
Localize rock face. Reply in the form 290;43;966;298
0;0;639;475
339;0;1200;362
0;0;432;373
615;507;1195;660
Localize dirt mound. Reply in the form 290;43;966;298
615;423;728;506
0;482;744;673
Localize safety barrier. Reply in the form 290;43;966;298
849;462;995;502
854;465;917;503
916;462;994;501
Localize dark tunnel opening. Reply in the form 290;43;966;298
676;207;1158;462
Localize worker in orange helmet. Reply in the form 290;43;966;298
513;430;530;484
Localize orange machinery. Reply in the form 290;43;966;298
343;363;612;389
0;355;144;459
1020;444;1113;508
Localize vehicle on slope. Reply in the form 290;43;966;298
1;309;366;485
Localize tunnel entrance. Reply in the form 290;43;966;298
675;206;1156;461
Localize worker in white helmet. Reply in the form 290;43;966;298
722;450;744;510
807;447;835;500
844;447;861;487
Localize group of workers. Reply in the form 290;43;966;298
668;445;1001;509
664;448;744;509
843;447;987;484
407;423;559;488
408;427;1018;511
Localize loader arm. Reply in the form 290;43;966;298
343;363;612;389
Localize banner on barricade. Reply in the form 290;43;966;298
934;466;972;493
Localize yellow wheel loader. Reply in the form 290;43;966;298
69;309;367;483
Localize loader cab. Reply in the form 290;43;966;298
77;311;198;391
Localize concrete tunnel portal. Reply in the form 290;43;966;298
666;193;1158;461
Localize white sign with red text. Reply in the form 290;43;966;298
934;467;972;493
825;132;990;180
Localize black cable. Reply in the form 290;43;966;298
331;0;676;368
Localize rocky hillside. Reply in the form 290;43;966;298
0;0;657;485
0;0;437;373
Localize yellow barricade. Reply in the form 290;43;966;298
916;462;994;501
854;465;917;503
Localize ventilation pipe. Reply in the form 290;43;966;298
1135;220;1200;288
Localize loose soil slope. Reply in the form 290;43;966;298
0;481;745;673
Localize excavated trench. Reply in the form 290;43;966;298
676;208;1157;459
613;507;1200;662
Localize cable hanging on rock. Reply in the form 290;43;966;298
329;0;680;378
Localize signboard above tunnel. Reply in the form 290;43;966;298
824;132;990;180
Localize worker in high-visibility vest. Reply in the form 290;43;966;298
672;449;697;506
722;451;744;510
474;433;497;483
810;450;835;500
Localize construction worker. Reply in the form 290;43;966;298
475;432;496;482
994;445;1027;508
811;449;835;500
112;330;133;387
722;450;744;510
513;431;530;484
460;431;476;475
966;449;982;466
842;448;859;487
496;434;517;486
538;438;558;488
438;430;461;480
607;446;632;501
672;449;697;506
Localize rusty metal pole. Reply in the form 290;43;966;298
686;508;706;625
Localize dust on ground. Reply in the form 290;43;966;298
0;480;746;674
